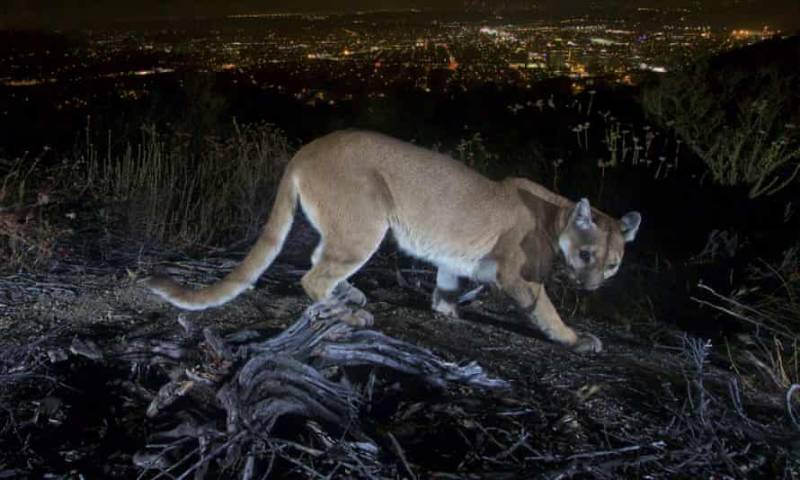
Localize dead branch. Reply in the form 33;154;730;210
131;305;508;479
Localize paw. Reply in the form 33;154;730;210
432;289;460;319
333;282;368;307
432;299;460;319
340;309;374;328
343;285;367;307
572;333;603;353
306;298;350;320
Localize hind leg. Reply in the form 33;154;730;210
304;274;370;326
297;166;391;327
311;244;367;307
302;227;386;327
303;252;376;327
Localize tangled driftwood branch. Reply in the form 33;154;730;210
132;307;508;479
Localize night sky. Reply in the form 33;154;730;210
1;0;799;29
3;0;443;21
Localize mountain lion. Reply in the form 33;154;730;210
147;130;641;353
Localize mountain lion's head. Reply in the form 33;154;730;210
558;199;641;291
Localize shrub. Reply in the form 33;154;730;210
642;59;800;198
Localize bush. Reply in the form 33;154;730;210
642;57;800;198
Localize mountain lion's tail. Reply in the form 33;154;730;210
146;170;298;310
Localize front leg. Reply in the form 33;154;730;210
432;267;460;318
504;279;602;353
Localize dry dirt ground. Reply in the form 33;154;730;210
0;224;796;478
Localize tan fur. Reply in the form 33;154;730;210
146;130;641;352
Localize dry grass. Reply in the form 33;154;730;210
694;246;800;391
78;119;292;249
0;120;293;271
0;151;64;272
453;132;496;174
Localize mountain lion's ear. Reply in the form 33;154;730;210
571;198;594;231
620;211;641;242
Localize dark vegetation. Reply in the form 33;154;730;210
1;35;800;478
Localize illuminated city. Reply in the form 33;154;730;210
0;8;784;111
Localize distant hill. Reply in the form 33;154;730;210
711;34;800;76
642;34;800;128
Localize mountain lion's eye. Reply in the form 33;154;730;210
607;263;619;271
579;250;592;263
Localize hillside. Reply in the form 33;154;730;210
2;36;800;478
